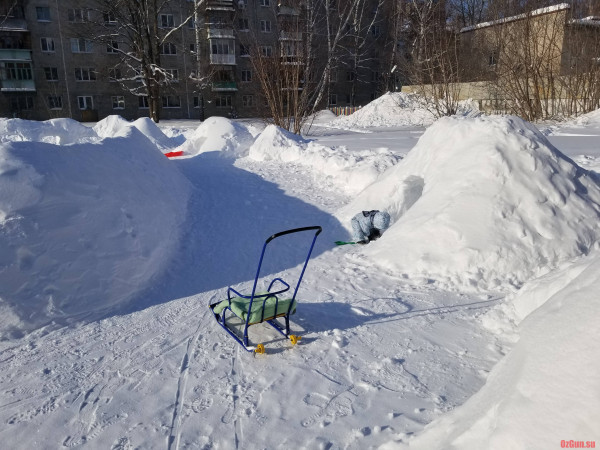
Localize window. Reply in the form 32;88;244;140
78;96;93;110
112;96;125;109
241;69;252;82
260;20;271;32
48;95;63;109
261;46;273;57
330;69;337;82
329;94;337;105
160;14;174;28
44;67;59;81
187;18;197;29
489;52;498;66
165;69;179;81
108;68;121;81
211;41;231;55
238;0;248;8
193;96;202;108
190;43;196;53
139;96;149;109
346;71;355;81
161;42;177;55
10;96;34;110
36;7;50;22
242;95;253;107
215;95;232;108
162;96;181;108
68;9;89;22
74;68;96;81
238;18;249;30
71;38;93;53
240;44;249;57
371;25;381;37
104;11;116;25
2;62;32;80
260;0;270;6
41;37;55;52
107;41;119;53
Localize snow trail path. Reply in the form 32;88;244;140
0;153;505;449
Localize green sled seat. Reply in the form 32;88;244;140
209;226;322;353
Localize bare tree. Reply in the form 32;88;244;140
80;0;204;122
397;0;463;117
485;4;569;120
245;0;384;134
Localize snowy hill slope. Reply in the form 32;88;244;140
249;124;402;195
0;117;98;144
340;115;600;290
173;116;255;157
0;126;191;336
409;249;600;450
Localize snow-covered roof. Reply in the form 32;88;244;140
461;3;570;33
568;16;600;27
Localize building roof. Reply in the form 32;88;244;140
460;3;570;33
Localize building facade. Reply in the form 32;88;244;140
0;0;390;122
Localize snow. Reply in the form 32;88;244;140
1;98;599;449
249;124;403;195
339;115;600;291
328;92;480;130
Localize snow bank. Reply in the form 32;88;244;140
328;92;480;129
0;125;191;336
173;116;255;157
409;250;600;450
339;115;600;290
0;118;98;145
248;124;402;195
93;115;177;150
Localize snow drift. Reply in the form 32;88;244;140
0;125;191;337
328;92;480;129
409;249;600;450
339;115;600;290
249;124;402;195
172;116;255;157
0;118;98;145
93;115;177;150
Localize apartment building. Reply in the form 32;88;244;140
0;0;389;122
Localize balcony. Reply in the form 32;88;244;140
209;54;236;65
1;79;35;92
206;0;234;11
0;48;32;61
279;31;302;41
212;81;238;91
277;5;300;16
208;28;235;39
0;18;28;32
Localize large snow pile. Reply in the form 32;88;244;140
565;107;600;128
329;92;479;129
173;116;255;157
409;250;600;450
93;115;177;150
0;118;98;145
248;124;402;195
0;125;191;337
339;115;600;290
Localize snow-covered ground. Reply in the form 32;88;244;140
1;96;599;449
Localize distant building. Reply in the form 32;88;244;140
0;0;391;122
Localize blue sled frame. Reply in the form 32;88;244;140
209;226;322;352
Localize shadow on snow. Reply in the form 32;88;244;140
122;151;349;315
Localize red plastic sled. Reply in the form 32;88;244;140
165;151;184;158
